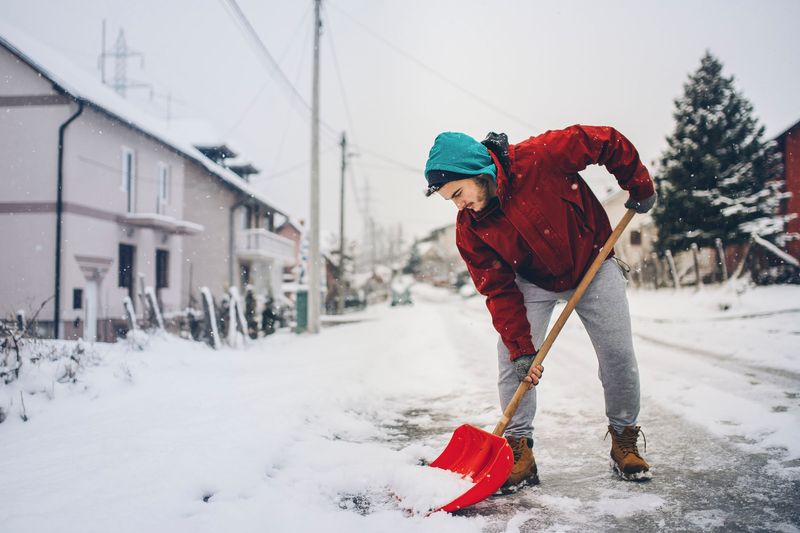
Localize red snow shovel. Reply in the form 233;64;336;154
430;209;637;512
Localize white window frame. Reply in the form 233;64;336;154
157;162;170;214
121;147;136;213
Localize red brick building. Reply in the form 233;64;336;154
776;120;800;260
276;219;304;280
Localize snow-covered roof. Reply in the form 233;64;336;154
165;118;232;148
0;21;288;217
418;223;454;243
416;241;434;256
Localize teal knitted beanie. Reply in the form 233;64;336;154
424;132;497;190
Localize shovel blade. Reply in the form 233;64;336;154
429;424;513;512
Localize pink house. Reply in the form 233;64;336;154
0;23;295;340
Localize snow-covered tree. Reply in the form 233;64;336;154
652;51;785;253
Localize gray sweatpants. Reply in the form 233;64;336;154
497;259;640;439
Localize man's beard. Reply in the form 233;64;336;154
472;178;489;210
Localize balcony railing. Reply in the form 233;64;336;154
236;228;295;263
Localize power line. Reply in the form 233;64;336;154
221;1;423;233
321;3;369;225
322;3;357;143
346;162;367;219
358;162;421;173
218;0;340;140
270;9;315;174
219;0;310;112
224;2;314;137
354;146;423;175
326;2;537;131
323;6;427;227
257;143;339;180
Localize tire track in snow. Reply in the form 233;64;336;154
633;330;800;384
416;289;800;531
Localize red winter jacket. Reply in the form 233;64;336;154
455;125;654;360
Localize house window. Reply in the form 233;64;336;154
73;288;83;310
121;148;136;213
119;243;135;294
630;230;642;246
156;249;169;289
157;163;170;214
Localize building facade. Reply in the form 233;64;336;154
776;120;800;260
0;25;294;340
601;189;658;267
181;156;295;311
415;224;462;286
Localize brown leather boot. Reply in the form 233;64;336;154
607;425;651;480
500;436;539;492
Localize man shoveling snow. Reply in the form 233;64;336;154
423;125;657;490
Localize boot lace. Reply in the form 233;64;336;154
507;437;525;462
605;426;647;456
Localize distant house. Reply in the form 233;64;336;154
176;126;294;310
775;119;800;260
415;224;461;286
275;219;304;281
0;23;294;340
601;189;657;267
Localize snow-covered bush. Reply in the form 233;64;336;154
0;338;100;423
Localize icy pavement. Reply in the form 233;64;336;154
1;282;799;532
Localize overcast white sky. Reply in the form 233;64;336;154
3;0;800;244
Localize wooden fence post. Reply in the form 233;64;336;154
200;287;220;350
665;250;680;288
650;252;660;290
227;286;249;348
137;273;147;326
715;238;728;283
691;243;701;289
123;296;138;333
144;287;165;330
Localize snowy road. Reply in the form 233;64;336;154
407;285;800;532
1;283;798;532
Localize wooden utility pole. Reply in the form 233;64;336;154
308;0;322;333
338;132;347;314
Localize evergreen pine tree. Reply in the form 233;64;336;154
652;51;784;253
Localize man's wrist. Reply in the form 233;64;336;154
513;353;536;381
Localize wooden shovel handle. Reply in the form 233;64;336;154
492;209;636;436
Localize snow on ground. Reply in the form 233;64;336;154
627;283;800;461
1;280;799;532
1;303;486;532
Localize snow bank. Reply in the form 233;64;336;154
0;303;487;532
1;280;798;531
